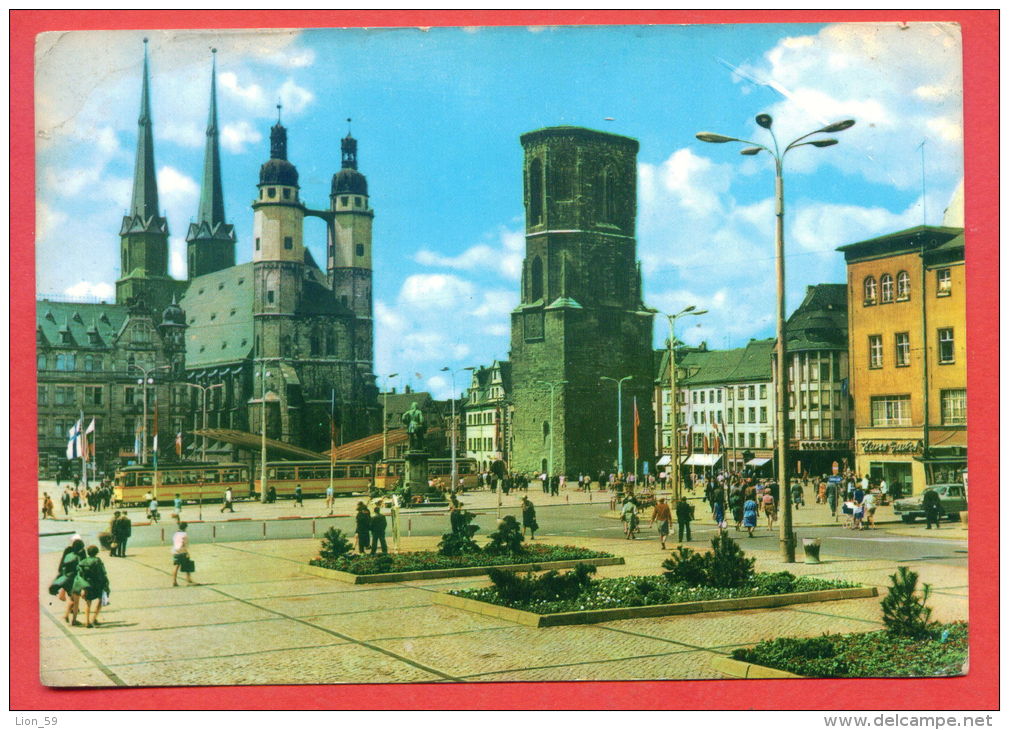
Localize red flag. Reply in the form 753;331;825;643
175;432;183;457
329;415;338;454
632;397;640;460
703;433;710;455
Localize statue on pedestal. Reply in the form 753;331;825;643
402;401;427;451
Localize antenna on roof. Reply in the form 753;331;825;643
917;139;927;226
277;102;283;124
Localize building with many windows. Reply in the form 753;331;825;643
654;339;775;475
462;360;512;470
839;224;966;495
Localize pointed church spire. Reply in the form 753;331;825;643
197;48;226;227
130;39;161;221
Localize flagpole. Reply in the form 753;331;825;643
329;389;336;498
79;409;87;490
153;396;159;500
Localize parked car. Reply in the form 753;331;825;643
892;484;967;523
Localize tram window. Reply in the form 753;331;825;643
124;474;136;487
139;473;153;487
350;465;367;478
301;466;326;480
267;468;277;479
222;469;240;482
276;468;296;480
202;471;220;483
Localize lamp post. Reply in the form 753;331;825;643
258;361;273;503
600;375;633;475
697;113;855;562
662;307;707;500
181;382;224;462
536;380;567;489
441;366;475;494
130;363;168;465
382;373;399;463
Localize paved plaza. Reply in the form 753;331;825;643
39;484;968;686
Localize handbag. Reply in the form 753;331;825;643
101;591;110;607
48;574;67;596
183;557;196;572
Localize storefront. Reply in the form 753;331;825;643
857;437;924;498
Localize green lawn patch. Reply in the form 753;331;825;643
450;570;859;615
309;543;614;576
731;621;967;677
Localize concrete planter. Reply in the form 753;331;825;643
433;585;878;627
710;655;803;679
301;556;624;584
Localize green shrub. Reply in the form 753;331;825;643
487;562;597;604
374;554;394;573
319;527;354;561
438;510;481;556
661;533;754;588
881;566;935;639
757;571;796;595
484;515;526;555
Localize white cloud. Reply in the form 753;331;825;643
279;79;314;114
169;237;187;279
413;225;523;280
221;121;263;154
219;71;267;111
157;165;199;214
36;202;67;242
159;120;203;148
64;280;115;300
398;273;475;310
470;289;516;318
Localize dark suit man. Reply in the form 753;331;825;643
370;506;388;555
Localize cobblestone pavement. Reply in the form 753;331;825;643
39;527;968;686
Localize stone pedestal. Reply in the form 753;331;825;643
403;450;430;493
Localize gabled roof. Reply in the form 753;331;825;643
181;262;254;367
836;225;963;261
36;300;129;349
660;339;775;388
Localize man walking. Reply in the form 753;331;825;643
650;497;673;550
117;512;132;557
826;480;838;520
675;496;693;543
370;504;388;554
922;487;942;530
294;483;304;508
221;486;235;513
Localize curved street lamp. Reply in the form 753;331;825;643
600;375;633;475
697;114;855;562
660;306;707;500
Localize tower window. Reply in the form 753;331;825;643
341;196;349;206
268;290;275;304
528;158;544;225
283;188;291;200
356;244;364;257
268;187;276;198
355;196;362;206
255;237;261;251
530;256;544;301
284;236;293;250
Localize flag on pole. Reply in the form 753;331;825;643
134;419;143;460
703;433;710;455
85;419;96;460
175;432;183;457
632;397;640;460
66;419;82;460
152;398;159;470
329;415;338;454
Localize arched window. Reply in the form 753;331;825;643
597;166;617;224
880;273;894;302
896;271;910;300
863;276;877;305
528;158;544;225
530;256;544;301
542;420;550;444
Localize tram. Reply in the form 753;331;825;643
113;463;251;506
254;460;373;499
374;458;479;491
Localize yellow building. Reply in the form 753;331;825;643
839;225;966;496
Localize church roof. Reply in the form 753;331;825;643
180;262;254;367
36;300;129;349
124;40;169;237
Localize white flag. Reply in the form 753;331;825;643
85;419;96;435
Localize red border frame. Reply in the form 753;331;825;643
10;9;998;710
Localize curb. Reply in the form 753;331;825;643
432;585;878;627
710;655;802;679
300;555;624;584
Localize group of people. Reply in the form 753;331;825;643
106;511;133;557
54;481;114;516
353;502;389;554
50;537;110;628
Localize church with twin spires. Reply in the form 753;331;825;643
36;42;379;472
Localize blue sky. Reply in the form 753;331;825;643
35;23;964;398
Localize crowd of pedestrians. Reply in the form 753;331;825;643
48;536;110;628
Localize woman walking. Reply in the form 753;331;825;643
354;502;371;553
712;500;726;534
172;523;195;586
762;491;777;530
72;545;110;628
729;487;744;531
742;497;758;537
521;496;538;540
54;539;86;624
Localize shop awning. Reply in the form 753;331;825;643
684;454;722;467
656;455;672;467
746;457;772;466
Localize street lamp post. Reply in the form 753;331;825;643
600;376;633;475
697;113;855;562
662;307;707;500
258;361;273;503
536;380;567;490
130;363;169;465
181;382;224;462
441;366;476;495
382;373;399;463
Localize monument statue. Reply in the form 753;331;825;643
402;401;427;451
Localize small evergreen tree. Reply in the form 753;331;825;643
662;546;707;586
487;563;597;604
319;527;354;561
438;510;481;556
484;515;526;555
704;532;756;588
881;566;935;639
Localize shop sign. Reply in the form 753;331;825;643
859;439;923;455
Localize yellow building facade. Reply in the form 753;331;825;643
839;226;966;496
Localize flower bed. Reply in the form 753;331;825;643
729;621;968;678
450;571;859;615
309;544;615;576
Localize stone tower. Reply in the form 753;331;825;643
509;126;655;477
329;127;374;365
251;113;306;442
186;49;236;278
116;40;176;315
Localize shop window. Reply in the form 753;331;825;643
868;335;883;369
895;332;911;367
937;328;955;364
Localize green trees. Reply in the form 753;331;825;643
881;567;935;639
661;532;756;588
318;527;354;561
